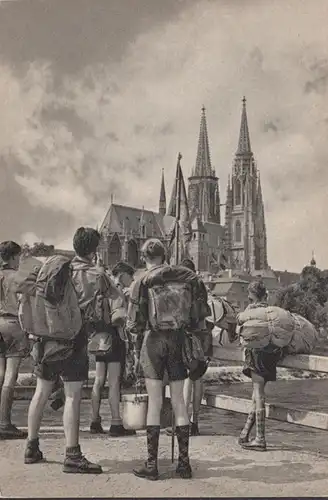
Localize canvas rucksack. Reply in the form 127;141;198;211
143;265;194;332
15;255;82;342
207;295;237;344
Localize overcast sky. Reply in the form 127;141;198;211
0;0;327;272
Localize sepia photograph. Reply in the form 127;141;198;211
0;0;327;497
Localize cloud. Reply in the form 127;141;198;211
21;232;42;246
1;0;328;271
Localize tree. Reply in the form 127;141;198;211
275;265;328;330
21;242;55;257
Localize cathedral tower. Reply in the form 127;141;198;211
225;97;268;272
188;107;221;224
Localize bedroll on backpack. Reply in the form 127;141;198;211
25;255;82;342
144;266;195;332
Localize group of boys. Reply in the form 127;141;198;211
0;228;212;478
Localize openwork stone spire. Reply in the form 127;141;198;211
237;97;252;155
194;106;213;176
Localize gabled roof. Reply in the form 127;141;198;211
100;203;174;239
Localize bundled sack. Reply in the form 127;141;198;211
287;313;320;355
237;305;296;349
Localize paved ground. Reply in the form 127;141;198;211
6;354;328;497
2;400;328;497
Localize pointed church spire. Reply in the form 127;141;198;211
194;106;213;176
159;168;166;216
237;97;252;155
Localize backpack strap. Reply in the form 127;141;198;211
0;272;4;310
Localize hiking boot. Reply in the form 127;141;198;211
109;424;136;437
238;410;256;446
90;420;105;434
0;424;27;440
241;438;267;452
238;435;249;445
63;454;103;474
190;422;200;436
24;439;44;464
176;461;193;479
241;409;267;451
133;461;159;481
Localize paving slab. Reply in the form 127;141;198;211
2;402;328;497
1;430;328;498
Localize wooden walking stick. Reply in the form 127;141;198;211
171;412;175;463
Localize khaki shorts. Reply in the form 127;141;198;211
140;330;188;382
0;317;30;359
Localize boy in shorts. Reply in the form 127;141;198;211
0;241;29;439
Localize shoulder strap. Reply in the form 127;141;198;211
0;272;4;306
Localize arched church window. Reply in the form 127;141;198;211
235;180;241;206
235;220;242;242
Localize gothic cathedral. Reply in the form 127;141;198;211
98;98;268;275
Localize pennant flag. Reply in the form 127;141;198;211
167;154;192;263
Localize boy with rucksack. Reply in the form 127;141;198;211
71;244;135;437
126;238;210;481
20;230;113;473
0;241;29;440
166;258;213;437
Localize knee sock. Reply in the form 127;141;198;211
146;425;160;469
255;409;266;441
176;425;190;467
240;410;256;439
